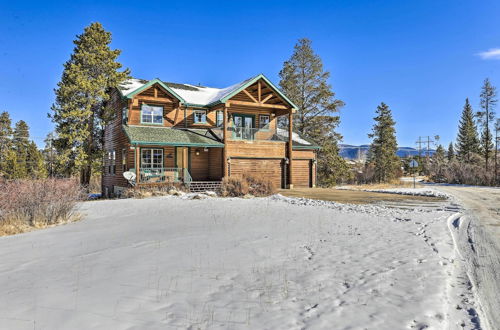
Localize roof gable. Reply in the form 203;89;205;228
117;74;297;109
119;79;186;103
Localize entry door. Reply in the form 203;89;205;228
176;147;188;169
233;114;254;140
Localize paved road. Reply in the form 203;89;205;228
432;185;500;330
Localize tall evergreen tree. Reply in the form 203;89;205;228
279;38;348;185
477;78;497;170
0;111;13;176
447;142;455;162
368;102;400;182
456;98;480;162
50;22;130;186
26;141;47;179
12;120;30;178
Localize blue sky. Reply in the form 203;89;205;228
1;0;499;148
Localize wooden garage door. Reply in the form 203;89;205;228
293;159;311;188
230;158;283;188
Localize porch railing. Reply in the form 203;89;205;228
128;167;193;186
212;126;283;142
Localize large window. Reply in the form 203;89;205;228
216;110;223;127
141;104;163;124
141;149;163;169
122;107;128;124
194;110;207;124
259;115;270;129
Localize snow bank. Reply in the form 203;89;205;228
337;186;450;199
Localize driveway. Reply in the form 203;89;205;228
432;184;500;330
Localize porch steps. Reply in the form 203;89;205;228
189;181;222;193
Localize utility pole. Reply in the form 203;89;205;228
416;136;423;158
426;136;434;161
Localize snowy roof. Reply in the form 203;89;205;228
276;128;320;149
117;74;297;109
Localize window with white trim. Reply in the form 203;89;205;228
259;115;270;129
194;110;207;124
141;104;163;124
141;148;163;169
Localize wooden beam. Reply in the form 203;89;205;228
135;146;140;184
154;87;158;98
223;106;228;178
227;100;288;109
243;89;259;103
288;111;293;189
134;95;173;103
258;81;261;102
261;93;273;104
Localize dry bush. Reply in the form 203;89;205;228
221;176;249;197
221;174;276;197
123;183;187;199
0;179;84;234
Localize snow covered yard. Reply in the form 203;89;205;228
0;196;478;329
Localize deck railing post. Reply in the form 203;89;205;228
135;145;140;184
223;105;229;178
288;111;293;189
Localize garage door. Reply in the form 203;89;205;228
230;158;283;188
292;159;312;188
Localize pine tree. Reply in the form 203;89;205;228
279;38;347;185
12;120;30;178
447;142;455;162
368;103;400;182
50;22;130;186
434;144;445;162
456;98;480;162
0;111;13;177
477;78;497;170
26;141;47;179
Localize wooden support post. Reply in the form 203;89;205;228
135;145;140;184
258;81;262;102
288;111;293;189
222;106;228;178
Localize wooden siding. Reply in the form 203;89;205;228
293;149;316;159
208;148;223;180
226;140;286;158
102;89;130;193
189;147;210;181
292;160;311;188
230;158;283;188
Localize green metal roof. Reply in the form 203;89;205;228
122;125;224;147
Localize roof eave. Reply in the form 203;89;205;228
219;74;299;110
124;79;187;103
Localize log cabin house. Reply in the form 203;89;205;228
102;74;319;196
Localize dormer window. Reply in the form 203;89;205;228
194;110;207;124
141;104;163;124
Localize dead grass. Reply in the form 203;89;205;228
0;178;83;237
279;187;441;205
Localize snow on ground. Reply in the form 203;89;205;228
0;196;478;329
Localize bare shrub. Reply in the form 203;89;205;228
221;174;276;197
0;179;84;231
123;183;187;199
221;176;249;197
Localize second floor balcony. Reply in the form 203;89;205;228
212;125;290;143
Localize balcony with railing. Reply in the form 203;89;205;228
212;125;287;142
